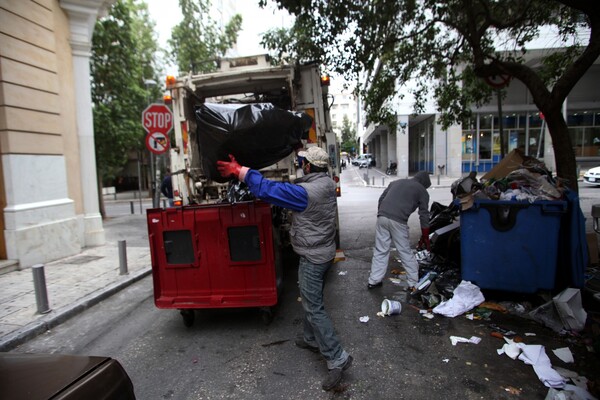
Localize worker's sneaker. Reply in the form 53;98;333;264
322;355;353;391
295;338;319;353
367;282;382;289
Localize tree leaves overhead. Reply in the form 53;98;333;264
261;0;600;190
168;0;242;75
91;0;162;183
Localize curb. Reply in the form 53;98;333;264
0;267;152;352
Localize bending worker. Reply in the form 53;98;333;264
216;146;352;391
367;171;431;291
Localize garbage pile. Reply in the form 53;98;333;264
452;149;566;210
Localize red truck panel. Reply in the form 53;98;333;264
147;201;278;309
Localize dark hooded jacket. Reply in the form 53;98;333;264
377;171;431;228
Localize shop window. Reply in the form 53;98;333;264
479;131;492;159
462;131;476;160
529;113;544;128
568;112;593;126
480;114;493;129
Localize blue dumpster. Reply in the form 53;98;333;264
460;199;567;293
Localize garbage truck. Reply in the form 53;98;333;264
146;55;341;327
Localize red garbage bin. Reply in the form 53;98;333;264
147;201;282;326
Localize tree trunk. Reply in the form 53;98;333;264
544;108;579;193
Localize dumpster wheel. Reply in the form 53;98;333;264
180;309;195;327
260;307;274;325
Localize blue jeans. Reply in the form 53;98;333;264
298;256;349;369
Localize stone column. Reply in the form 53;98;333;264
60;0;113;246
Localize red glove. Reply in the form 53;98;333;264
216;154;242;179
419;227;431;251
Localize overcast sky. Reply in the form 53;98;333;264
146;0;293;72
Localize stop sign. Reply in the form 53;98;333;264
142;103;173;135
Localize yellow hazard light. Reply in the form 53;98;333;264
166;75;177;87
163;94;172;104
174;200;182;207
320;75;330;86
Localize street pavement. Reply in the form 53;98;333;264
0;167;598;357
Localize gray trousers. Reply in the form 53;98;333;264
368;216;419;287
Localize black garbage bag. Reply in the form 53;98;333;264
195;103;312;183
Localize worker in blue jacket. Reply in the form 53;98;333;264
217;146;352;391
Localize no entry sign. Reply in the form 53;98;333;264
146;131;170;155
142;103;173;135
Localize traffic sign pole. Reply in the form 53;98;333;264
142;103;173;208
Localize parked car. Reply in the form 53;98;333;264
354;154;375;168
0;353;136;399
583;166;600;185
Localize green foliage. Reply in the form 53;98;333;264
261;0;600;188
91;0;162;183
168;0;242;74
339;115;357;153
260;0;596;125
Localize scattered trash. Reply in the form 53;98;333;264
390;268;406;275
497;338;566;388
359;316;370;323
552;347;574;364
489;324;517;337
422;312;434;319
529;300;566;333
376;312;386;318
388;277;404;286
432;280;485;318
553;288;587;332
525;333;537;337
381;299;402;316
450;336;481;346
338;271;348;275
478;302;509;313
504;386;522;395
471;307;493;320
442;359;449;363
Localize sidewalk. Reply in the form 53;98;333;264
0;196;153;352
0;171;597;352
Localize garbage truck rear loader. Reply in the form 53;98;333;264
146;56;341;327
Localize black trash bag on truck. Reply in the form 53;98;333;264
195;103;312;183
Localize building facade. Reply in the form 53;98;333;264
0;0;113;270
361;50;600;180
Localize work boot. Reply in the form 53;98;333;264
295;338;319;353
322;355;353;391
367;282;382;289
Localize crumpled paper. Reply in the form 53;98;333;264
497;338;565;388
432;280;485;317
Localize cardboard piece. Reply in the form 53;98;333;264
482;149;527;181
552;288;587;332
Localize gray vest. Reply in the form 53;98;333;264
290;173;337;264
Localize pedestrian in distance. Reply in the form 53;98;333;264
160;170;174;207
216;146;353;391
367;171;431;292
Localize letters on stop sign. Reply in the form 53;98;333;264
144;112;172;130
142;104;173;134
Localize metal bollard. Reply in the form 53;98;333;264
118;240;128;275
32;264;51;314
382;177;385;186
130;201;134;214
162;199;166;209
372;177;375;186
